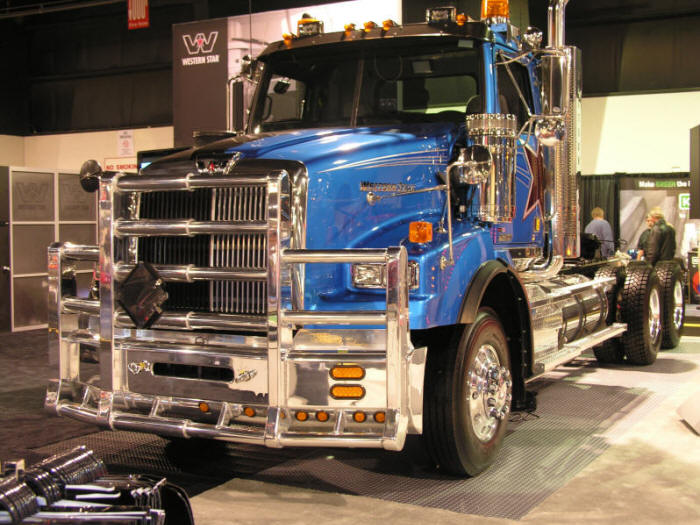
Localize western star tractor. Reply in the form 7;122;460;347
46;0;686;476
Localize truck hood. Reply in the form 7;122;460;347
148;123;461;249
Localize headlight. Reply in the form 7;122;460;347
352;261;420;290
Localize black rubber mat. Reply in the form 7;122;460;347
13;328;700;520
34;370;656;520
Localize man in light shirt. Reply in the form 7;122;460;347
584;207;614;258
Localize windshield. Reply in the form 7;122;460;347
250;39;481;131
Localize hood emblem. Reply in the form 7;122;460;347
223;152;243;175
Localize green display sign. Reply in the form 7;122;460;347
679;193;690;210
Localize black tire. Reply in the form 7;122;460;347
656;261;685;349
592;265;625;364
619;264;662;365
423;308;512;476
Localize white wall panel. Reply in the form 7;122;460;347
22;126;173;171
0;135;25;166
582;91;700;175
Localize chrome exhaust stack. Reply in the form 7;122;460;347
520;0;580;281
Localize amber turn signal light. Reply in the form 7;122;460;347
330;365;365;380
481;0;510;19
409;221;433;243
330;385;366;399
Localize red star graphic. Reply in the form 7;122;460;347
523;144;544;219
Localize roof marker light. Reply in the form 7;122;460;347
344;23;356;34
481;0;510;21
297;13;324;37
282;33;294;47
382;19;396;32
363;21;377;33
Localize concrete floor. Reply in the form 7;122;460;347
190;340;700;525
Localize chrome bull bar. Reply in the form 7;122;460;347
46;169;424;452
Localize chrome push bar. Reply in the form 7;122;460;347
46;169;424;452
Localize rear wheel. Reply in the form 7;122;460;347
656;261;685;349
593;265;625;364
619;264;662;365
423;308;512;476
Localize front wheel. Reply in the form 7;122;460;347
423;308;512;476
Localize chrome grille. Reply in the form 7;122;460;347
210;186;268;315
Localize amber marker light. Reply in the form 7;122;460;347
330;385;366;399
363;21;377;32
282;33;294;47
330;365;365;380
243;406;256;417
198;402;210;413
353;411;367;423
456;13;468;26
374;411;386;423
295;411;309;422
316;411;330;422
344;23;356;34
382;19;396;31
481;0;510;20
409;221;433;243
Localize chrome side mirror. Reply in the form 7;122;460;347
448;145;492;186
79;159;102;193
535;118;565;146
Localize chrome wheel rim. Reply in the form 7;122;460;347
673;281;684;330
467;344;512;443
649;287;661;342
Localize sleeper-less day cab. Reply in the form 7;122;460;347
46;0;684;476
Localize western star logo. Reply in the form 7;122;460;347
360;181;416;193
181;31;220;66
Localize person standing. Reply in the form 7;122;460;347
636;213;654;260
644;207;676;265
584;207;615;257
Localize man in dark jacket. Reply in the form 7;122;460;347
645;207;676;265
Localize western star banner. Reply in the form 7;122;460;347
128;0;149;30
171;1;401;147
173;17;228;146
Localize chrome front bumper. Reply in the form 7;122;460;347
46;169;425;452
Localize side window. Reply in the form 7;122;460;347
497;61;533;128
263;76;306;123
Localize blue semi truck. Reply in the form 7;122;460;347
46;0;685;476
